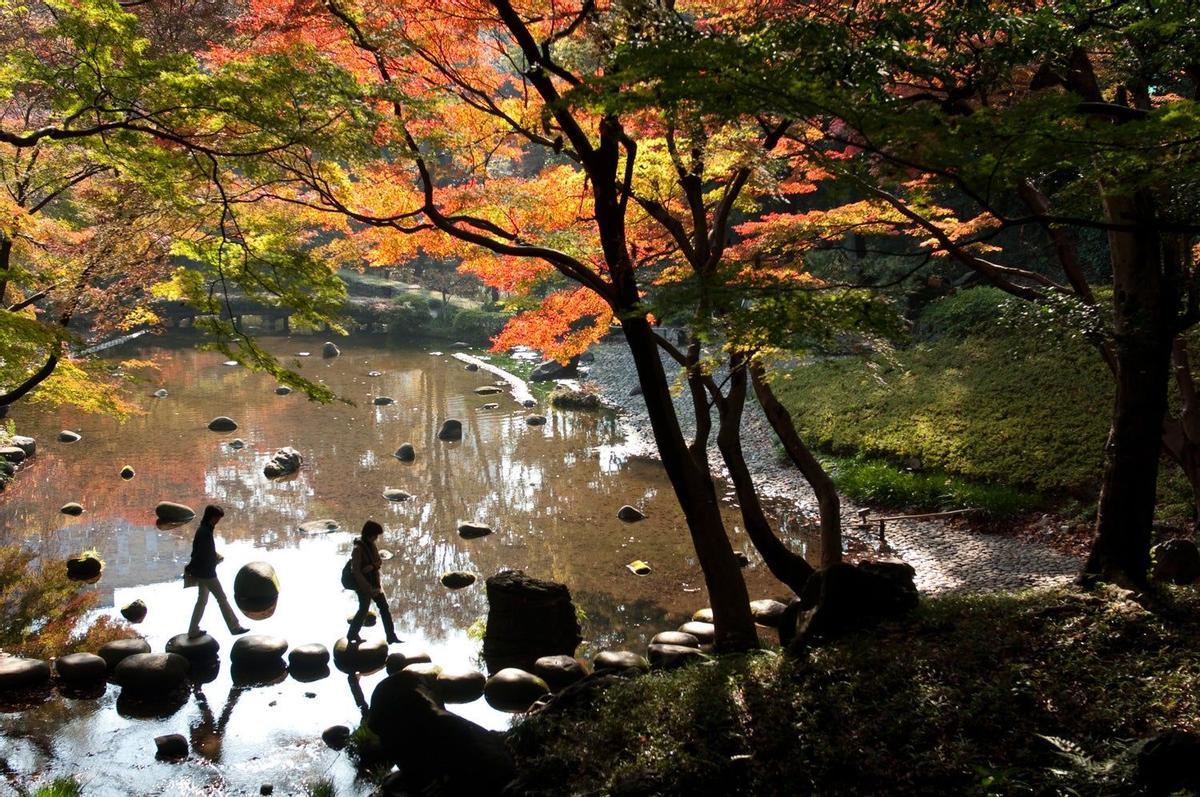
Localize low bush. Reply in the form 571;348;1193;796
450;308;510;344
915;286;1015;340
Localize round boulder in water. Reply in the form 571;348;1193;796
0;446;26;464
98;638;151;671
532;655;590;692
121;599;148;623
154;733;188;760
58;430;81;443
112;652;190;694
165;633;220;662
152;388;169;398
230;635;288;668
677;621;715;645
481;403;500;410
457;522;492;540
298;519;340;535
650;631;700;649
322;725;351;750
54;652;107;685
229;439;246;450
692;607;714;623
288;644;330;671
465;363;479;372
0;657;51;693
385;647;432;675
437;668;486;704
275;385;292;395
525;415;547;426
617;505;646;522
9;435;36;456
483;668;550;712
233;561;279;603
60;502;84;516
382;489;412;502
332;638;388;674
155;502;195;523
372;396;395;406
66;554;103;582
394;443;416;462
120;465;135;480
592;650;649;674
474;385;501;395
440;571;477;589
322;341;340;358
437;419;463;441
207;416;238;432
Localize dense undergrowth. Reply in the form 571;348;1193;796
508;587;1200;796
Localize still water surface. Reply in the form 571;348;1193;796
0;336;806;795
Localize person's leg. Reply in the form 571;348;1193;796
189;582;211;635
373;593;400;643
347;591;370;641
205;577;245;633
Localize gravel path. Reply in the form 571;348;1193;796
584;342;1080;595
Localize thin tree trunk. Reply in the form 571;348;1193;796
750;362;843;569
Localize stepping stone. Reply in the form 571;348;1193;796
0;446;26;464
288;644;330;671
222;360;239;367
368;371;383;377
322;342;340;358
0;657;51;692
372;396;395;405
120;465;135;480
153;389;169;398
229;439;246;450
437;669;486;704
297;352;310;357
650;631;700;649
9;436;35;456
332;638;388;673
618;505;646;522
394;443;416;462
322;725;351;750
592;650;649;674
347;610;377;627
66;555;102;581
457;522;492;539
61;503;84;516
532;655;589;692
165;633;220;662
155;733;188;760
230;635;288;668
275;386;292;395
58;430;81;443
465;363;479;371
484;668;550;712
481;403;500;410
298;519;340;534
437;419;463;441
121;599;148;623
54;653;107;685
526;415;547;426
383;489;413;502
112;652;190;694
692;607;714;623
750;599;789;627
474;386;501;395
385;647;432;674
648;644;710;670
677;621;715;644
402;662;443;688
440;571;477;589
98;638;151;671
207;416;238;432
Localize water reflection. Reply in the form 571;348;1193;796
0;335;812;794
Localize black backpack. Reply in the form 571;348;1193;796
340;557;355;590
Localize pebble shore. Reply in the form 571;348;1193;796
584;342;1080;594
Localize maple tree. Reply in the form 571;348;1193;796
632;0;1200;585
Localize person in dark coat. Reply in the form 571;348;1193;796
186;504;248;638
347;520;400;644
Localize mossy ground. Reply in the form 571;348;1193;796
508;587;1200;796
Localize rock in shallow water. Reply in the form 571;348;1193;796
207;416;238;432
437;419;463;441
154;501;195;523
262;447;302;478
112;652;190;694
54;652;107;685
60;502;84;516
484;668;550;712
0;657;51;693
457;522;492;539
394;443;416;462
58;430;81;443
97;638;151;671
617;505;646;522
234;562;279;603
440;571;477;589
154;733;188;760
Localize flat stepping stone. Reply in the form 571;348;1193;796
322;725;351;750
275;385;292;395
618;505;646;522
372;396;395;405
332;638;388;673
153;389;169;398
347;610;377;627
155;502;195;523
66;555;103;581
58;430;81;443
440;571;477;589
750;599;789;627
437;419;463;441
9;436;35;456
298;519;341;534
394;443;416;462
484;668;550;712
0;657;51;692
437;669;486;704
61;503;84;516
525;415;547;426
651;631;700;649
120;465;135;480
649;643;711;670
385;647;432;674
532;655;590;691
155;734;188;760
98;638;151;671
54;653;107;685
481;403;500;410
692;607;714;623
112;652;190;694
677;621;715;644
457;522;492;539
165;633;220;661
0;446;26;464
402;662;443;688
592;650;649;674
230;635;288;667
207;416;238;432
383;489;413;502
121;599;147;623
474;386;501;395
288;644;330;671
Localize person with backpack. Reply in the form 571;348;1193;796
186;504;249;639
345;520;400;644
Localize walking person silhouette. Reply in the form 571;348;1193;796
185;505;249;638
346;520;400;644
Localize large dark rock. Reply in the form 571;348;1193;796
0;446;26;464
441;571;477;589
750;599;789;627
484;668;550;712
322;725;351;750
617;505;646;522
532;655;589;692
458;522;492;539
98;638;151;671
1152;539;1200;585
482;570;582;673
155;502;195;523
322;341;340;358
383;488;413;502
395;443;416;462
155;733;188;760
9;435;35;456
263;447;302;479
676;621;715;645
1132;729;1200;795
120;465;135;480
783;560;919;650
368;671;515;795
0;656;51;693
234;561;280;603
373;396;395;406
592;650;650;674
230;635;288;668
648;644;710;670
529;358;579;382
288;644;330;671
385;647;432;674
58;430;81;443
437;669;487;704
54;653;107;685
298;519;340;535
112;652;190;694
121;599;148;623
66;554;103;581
165;633;220;662
437;419;463;441
207;416;238;432
60;502;84;516
650;631;700;649
333;638;388;673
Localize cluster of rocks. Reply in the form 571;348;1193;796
0;434;36;492
262;447;302;479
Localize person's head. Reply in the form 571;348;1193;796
361;520;383;541
202;505;225;525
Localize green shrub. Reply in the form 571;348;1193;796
386;294;434;338
825;455;1040;516
450;308;510;344
914;286;1015;340
31;777;84;797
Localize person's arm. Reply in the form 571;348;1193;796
351;544;373;593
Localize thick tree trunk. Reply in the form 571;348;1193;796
750;363;843;569
1081;193;1179;587
622;317;759;650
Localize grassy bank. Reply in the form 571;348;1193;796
508;587;1200;796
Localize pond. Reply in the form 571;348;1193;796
0;335;809;795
